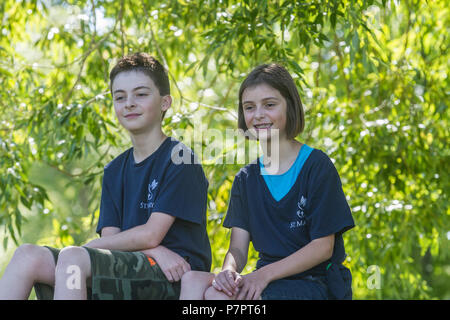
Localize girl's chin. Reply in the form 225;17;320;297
246;128;280;141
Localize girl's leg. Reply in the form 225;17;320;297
0;244;56;300
53;246;91;300
179;271;215;300
260;278;328;300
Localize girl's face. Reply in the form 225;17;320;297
112;70;171;135
241;83;288;141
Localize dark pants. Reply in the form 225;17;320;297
261;276;328;300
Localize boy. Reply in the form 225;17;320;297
0;53;211;300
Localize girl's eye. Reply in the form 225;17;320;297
266;103;275;107
244;105;254;111
115;96;124;101
137;93;148;97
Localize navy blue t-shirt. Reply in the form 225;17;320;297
97;137;212;272
223;148;354;278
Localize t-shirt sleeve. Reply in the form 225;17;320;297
223;174;250;234
152;162;208;225
96;173;122;235
306;153;355;240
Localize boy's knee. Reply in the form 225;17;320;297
181;271;200;286
13;244;50;270
15;243;39;258
55;246;90;274
181;271;214;289
204;286;230;300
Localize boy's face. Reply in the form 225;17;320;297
111;70;171;135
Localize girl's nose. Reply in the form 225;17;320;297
254;106;265;119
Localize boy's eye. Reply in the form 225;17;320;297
115;96;124;101
137;93;148;97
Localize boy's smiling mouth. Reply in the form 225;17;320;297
124;113;142;119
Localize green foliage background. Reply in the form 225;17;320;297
0;0;448;299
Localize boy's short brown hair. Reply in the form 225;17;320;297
109;53;170;119
238;63;305;139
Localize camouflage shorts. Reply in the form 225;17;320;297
34;246;181;300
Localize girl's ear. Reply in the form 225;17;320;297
161;95;172;112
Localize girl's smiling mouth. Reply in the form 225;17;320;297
254;123;273;129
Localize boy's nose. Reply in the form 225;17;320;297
125;97;136;108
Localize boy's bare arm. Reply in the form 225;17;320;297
100;227;121;237
94;220;190;283
85;212;175;251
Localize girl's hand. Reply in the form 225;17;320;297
141;246;191;282
212;269;243;297
236;270;269;300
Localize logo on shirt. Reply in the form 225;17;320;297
290;195;307;229
140;179;158;209
148;179;158;200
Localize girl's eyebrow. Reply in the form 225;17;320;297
262;96;279;101
242;96;279;104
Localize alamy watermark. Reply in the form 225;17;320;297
169;125;280;175
66;265;81;290
366;265;381;290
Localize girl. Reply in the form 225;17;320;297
180;63;354;300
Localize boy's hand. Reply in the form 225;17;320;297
236;270;268;300
141;246;190;282
212;269;242;297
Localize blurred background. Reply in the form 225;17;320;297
0;0;448;299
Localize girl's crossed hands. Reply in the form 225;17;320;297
211;269;242;297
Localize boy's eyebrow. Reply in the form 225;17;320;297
113;86;152;95
132;86;152;91
113;89;125;95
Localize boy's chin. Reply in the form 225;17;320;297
124;124;154;136
120;119;158;135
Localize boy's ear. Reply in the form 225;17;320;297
161;95;172;112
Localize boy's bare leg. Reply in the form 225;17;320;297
204;285;236;300
179;271;215;300
0;244;56;300
53;246;91;300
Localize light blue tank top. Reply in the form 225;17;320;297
259;144;314;201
